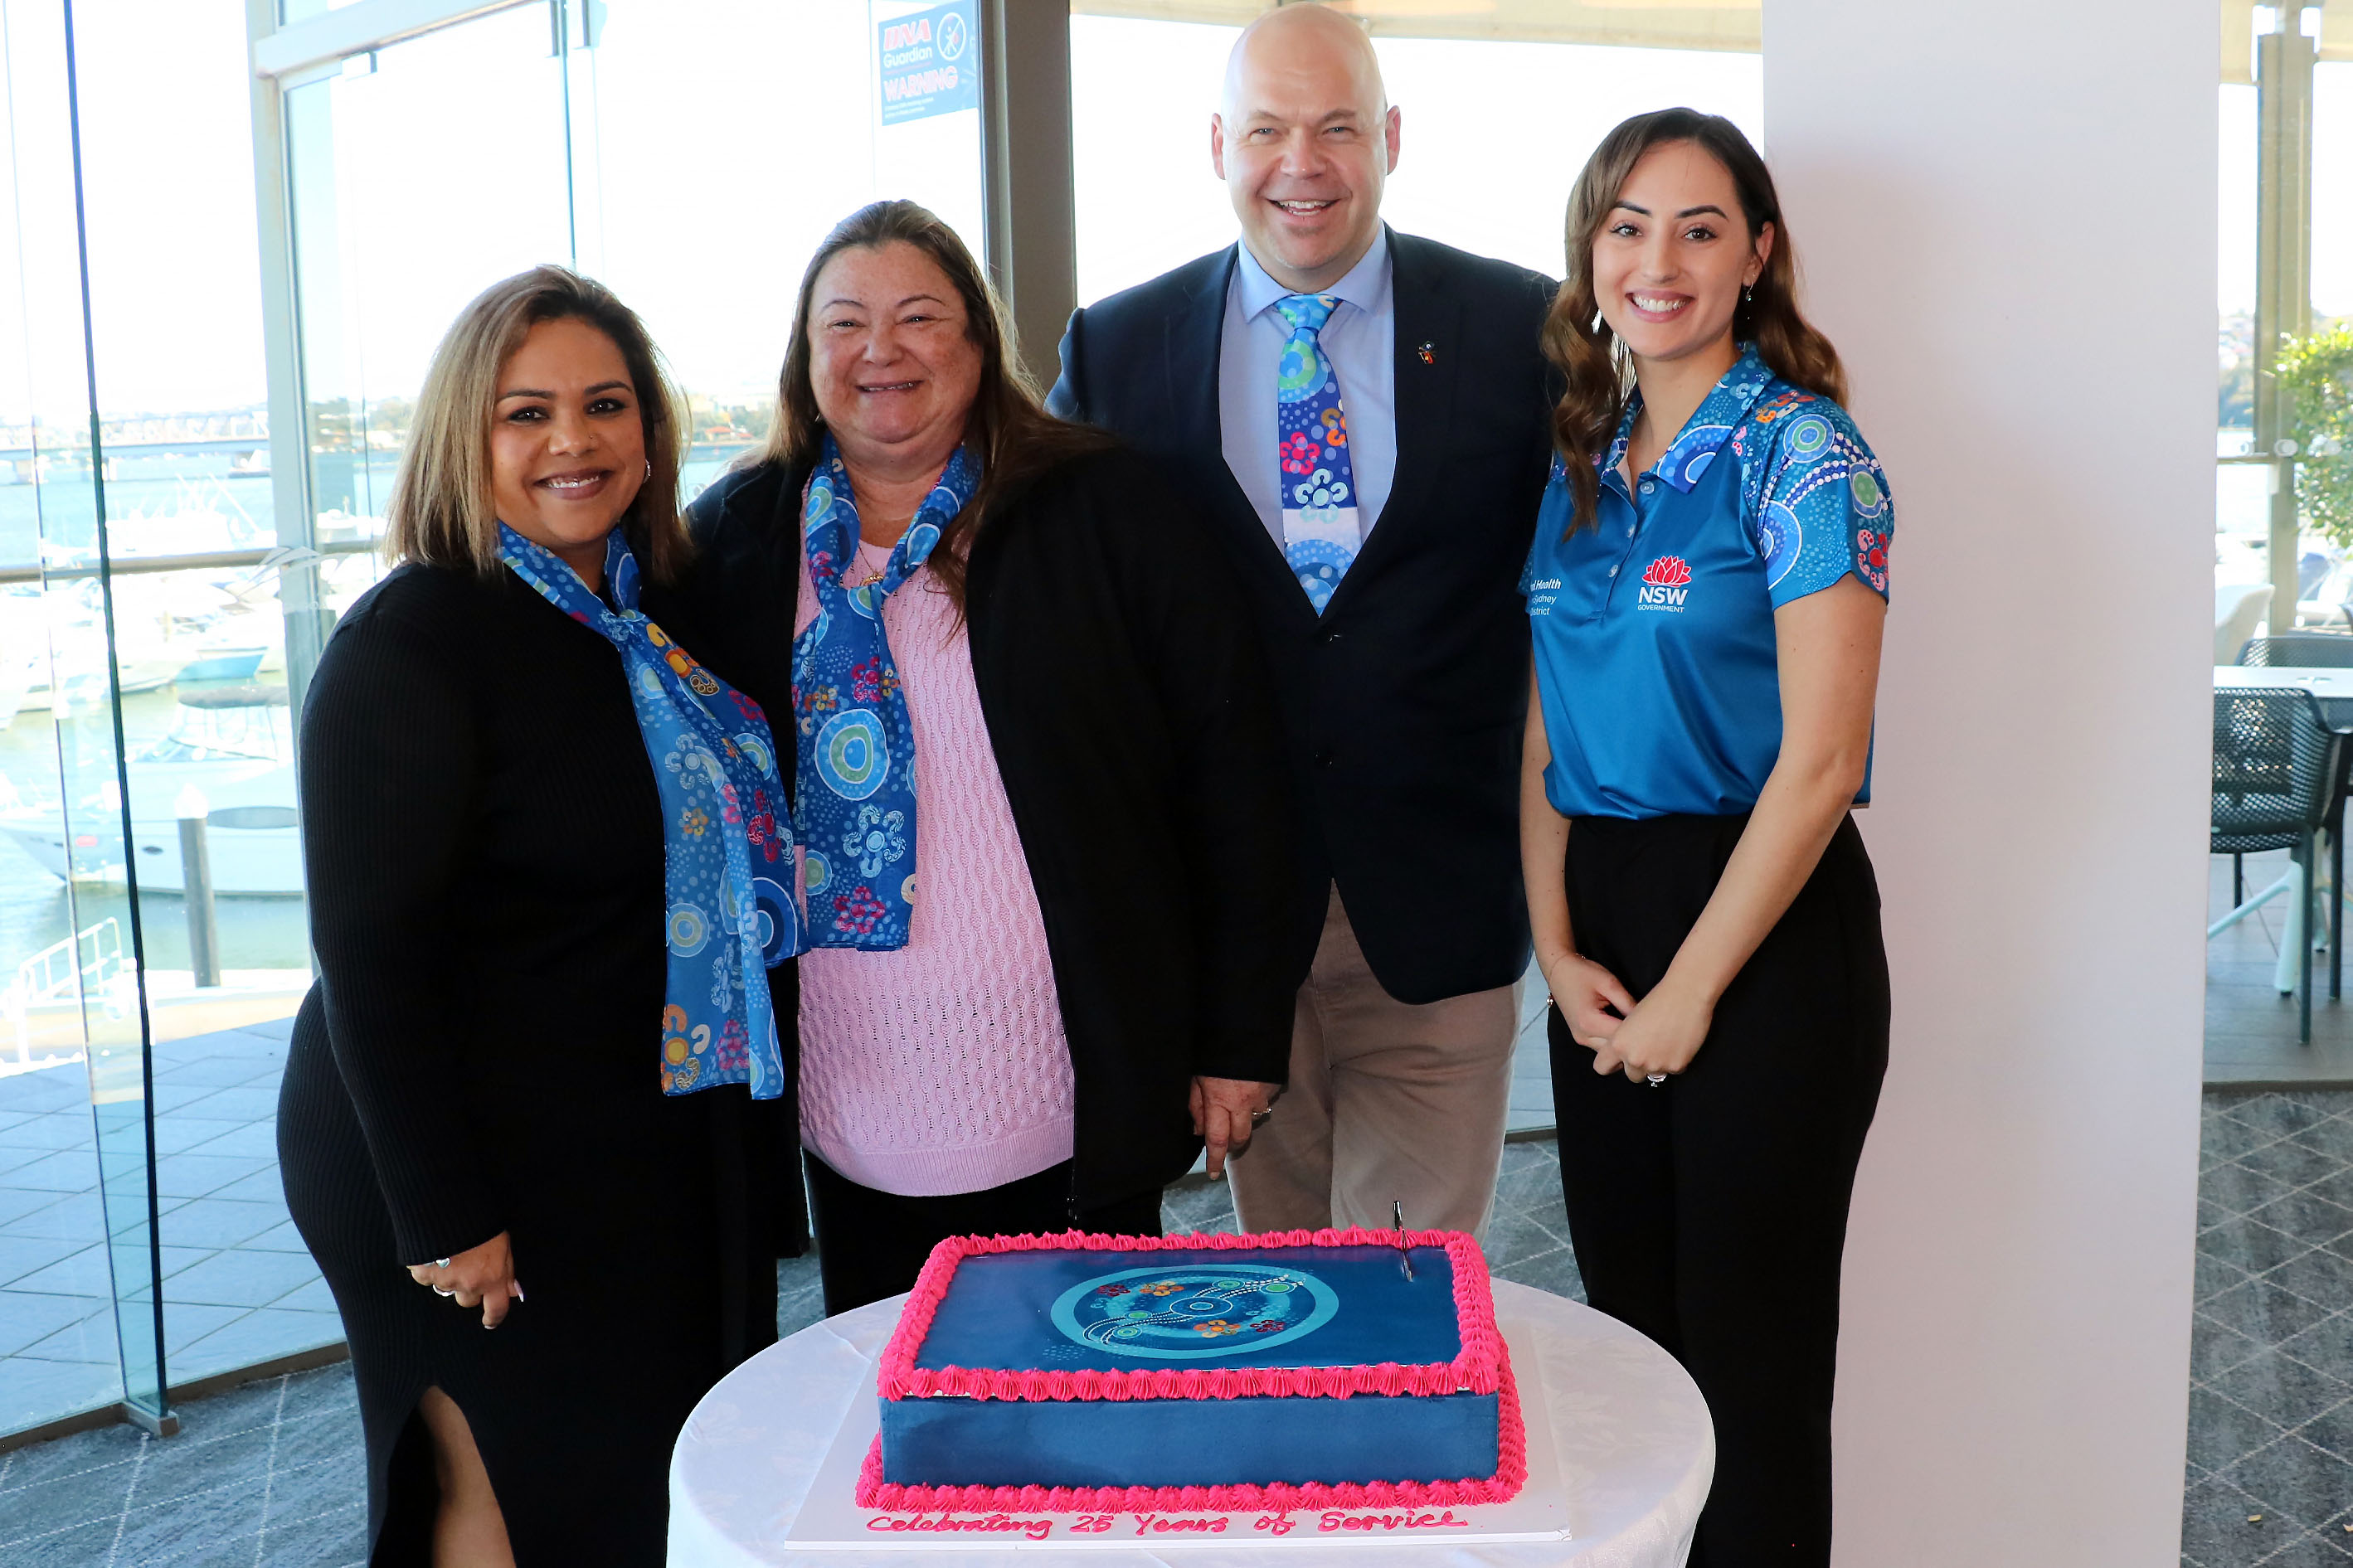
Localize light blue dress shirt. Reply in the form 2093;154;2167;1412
1218;231;1397;548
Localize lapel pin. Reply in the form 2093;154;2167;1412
1417;342;1437;365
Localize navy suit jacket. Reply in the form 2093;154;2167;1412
1048;230;1557;1005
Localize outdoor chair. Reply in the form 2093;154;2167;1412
2218;584;2274;665
2213;685;2342;1042
2230;635;2353;920
2239;632;2353;668
2283;554;2353;629
2302;552;2335;605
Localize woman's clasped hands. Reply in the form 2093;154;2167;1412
1538;949;1716;1085
408;1231;524;1329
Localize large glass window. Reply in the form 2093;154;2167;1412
8;0;1777;1441
574;0;987;494
1067;6;1761;1139
66;0;342;1395
1;0;996;1444
287;6;574;538
1069;11;1762;303
2219;70;2262;581
2205;6;2351;1080
0;0;166;1436
2216;12;2351;624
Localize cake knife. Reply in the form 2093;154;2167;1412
1393;1199;1415;1282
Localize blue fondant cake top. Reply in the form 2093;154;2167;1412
912;1244;1462;1373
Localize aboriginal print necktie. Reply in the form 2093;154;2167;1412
1273;292;1359;614
498;524;797;1100
791;435;979;950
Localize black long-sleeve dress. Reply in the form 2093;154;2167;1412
276;561;797;1566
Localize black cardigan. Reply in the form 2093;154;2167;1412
655;444;1297;1211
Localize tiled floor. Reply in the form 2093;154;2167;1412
0;988;1553;1442
0;1142;1583;1567
2185;1090;2353;1566
0;953;1555;1423
1510;962;1557;1132
0;1363;366;1566
12;1104;2353;1566
0;1018;338;1435
17;1088;2351;1566
2210;847;2353;1086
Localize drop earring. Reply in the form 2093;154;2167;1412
644;459;653;481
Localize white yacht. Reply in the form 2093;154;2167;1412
0;683;303;896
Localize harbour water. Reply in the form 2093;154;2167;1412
0;432;2296;1025
0;446;746;566
0;446;743;1008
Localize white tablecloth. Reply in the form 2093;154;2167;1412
669;1279;1713;1567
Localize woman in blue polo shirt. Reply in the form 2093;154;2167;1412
1521;109;1890;1567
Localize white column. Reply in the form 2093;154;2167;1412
1762;3;2214;1563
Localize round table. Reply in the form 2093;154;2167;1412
669;1279;1712;1566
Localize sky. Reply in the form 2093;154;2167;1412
0;2;2342;424
1067;17;1764;304
2219;76;2353;322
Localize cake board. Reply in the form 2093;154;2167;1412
785;1314;1571;1551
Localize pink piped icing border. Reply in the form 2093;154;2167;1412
854;1347;1527;1514
855;1228;1525;1513
874;1228;1505;1404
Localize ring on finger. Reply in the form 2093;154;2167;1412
433;1286;455;1298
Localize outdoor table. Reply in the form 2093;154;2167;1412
668;1279;1714;1568
2214;667;2353;993
2214;664;2353;724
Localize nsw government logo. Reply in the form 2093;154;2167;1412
1636;555;1693;612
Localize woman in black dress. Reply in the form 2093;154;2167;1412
278;266;798;1566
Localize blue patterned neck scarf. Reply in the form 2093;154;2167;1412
498;524;800;1099
791;436;979;949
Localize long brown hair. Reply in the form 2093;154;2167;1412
751;199;1111;609
1543;109;1846;532
385;265;692;584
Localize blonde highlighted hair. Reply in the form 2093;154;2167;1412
385;265;692;585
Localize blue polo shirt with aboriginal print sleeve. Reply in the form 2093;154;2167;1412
1520;342;1893;821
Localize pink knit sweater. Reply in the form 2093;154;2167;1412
793;536;1076;1197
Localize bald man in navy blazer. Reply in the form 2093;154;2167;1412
1047;3;1556;1239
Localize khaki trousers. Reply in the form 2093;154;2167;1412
1228;887;1519;1240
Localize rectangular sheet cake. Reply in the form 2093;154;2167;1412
858;1227;1527;1512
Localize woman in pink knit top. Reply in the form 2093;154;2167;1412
664;202;1300;1313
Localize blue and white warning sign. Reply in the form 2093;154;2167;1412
877;1;978;126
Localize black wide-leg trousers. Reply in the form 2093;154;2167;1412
1549;813;1889;1568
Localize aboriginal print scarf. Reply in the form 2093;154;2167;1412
791;436;979;949
499;524;800;1098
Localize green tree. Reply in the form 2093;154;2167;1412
2282;320;2353;546
2222;310;2254;430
